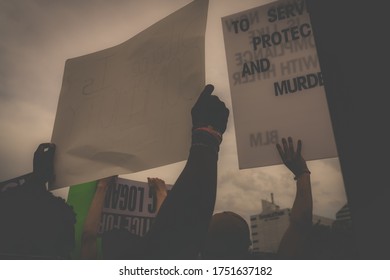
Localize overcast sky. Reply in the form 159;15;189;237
0;0;347;225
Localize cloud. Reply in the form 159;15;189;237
0;99;54;179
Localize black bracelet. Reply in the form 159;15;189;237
294;170;311;181
191;130;220;153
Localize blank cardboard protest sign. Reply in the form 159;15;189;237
222;0;337;169
51;0;209;189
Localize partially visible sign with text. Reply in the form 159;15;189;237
222;0;337;168
99;177;172;236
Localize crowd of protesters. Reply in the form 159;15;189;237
0;84;356;260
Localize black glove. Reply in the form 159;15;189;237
33;143;56;183
191;84;229;134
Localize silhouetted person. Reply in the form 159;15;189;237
103;84;229;259
199;137;311;260
0;143;76;259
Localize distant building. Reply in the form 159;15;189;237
250;194;334;253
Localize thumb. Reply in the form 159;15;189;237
194;84;214;106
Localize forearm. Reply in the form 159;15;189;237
152;144;217;224
290;173;312;228
277;173;312;258
172;145;218;217
145;145;218;258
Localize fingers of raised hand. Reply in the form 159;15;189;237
297;139;302;155
195;84;214;106
281;138;290;159
288;137;294;156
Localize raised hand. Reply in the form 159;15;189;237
191;84;229;134
148;177;167;196
276;137;310;179
148;177;168;213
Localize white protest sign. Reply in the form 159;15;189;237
50;0;209;189
222;0;337;169
99;177;172;236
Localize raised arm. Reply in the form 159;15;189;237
276;137;312;259
143;84;229;259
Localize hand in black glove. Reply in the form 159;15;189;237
191;84;229;135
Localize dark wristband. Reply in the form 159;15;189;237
294;170;311;181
